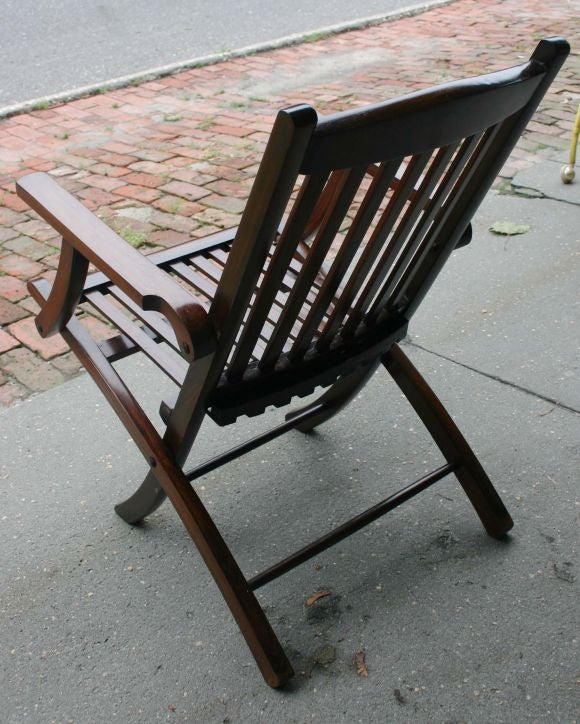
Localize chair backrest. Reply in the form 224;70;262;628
205;38;569;416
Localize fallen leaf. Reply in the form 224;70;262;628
489;221;530;236
306;589;331;606
313;644;336;665
553;561;575;583
354;650;368;677
394;688;407;705
168;704;176;713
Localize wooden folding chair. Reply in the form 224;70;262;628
17;38;569;687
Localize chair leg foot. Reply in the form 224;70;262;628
382;344;514;539
115;469;167;524
285;360;379;432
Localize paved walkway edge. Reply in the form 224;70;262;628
0;0;456;121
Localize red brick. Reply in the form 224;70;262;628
101;141;140;154
149;211;199;234
0;275;28;302
80;315;114;342
13;219;59;243
202;194;245;214
159;181;210;202
9;316;69;359
0;329;19;353
77;186;121;206
18;295;41;315
122;172;166;188
2;192;30;212
0;347;66;392
195;207;240;229
0;297;28;324
209;124;253;138
115;185;162;203
0;381;26;407
0;207;27;226
168;168;217;186
0;254;45;279
0;227;19;243
89;163;132;177
132;149;174;162
5;236;54;261
82;174;128;192
152;196;203;216
205;178;251;199
51;350;83;376
99;153;138;167
128;160;168;175
148;229;191;247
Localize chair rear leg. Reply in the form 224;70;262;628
285;359;379;432
382;344;513;539
115;468;167;524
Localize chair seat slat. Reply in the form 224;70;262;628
107;286;180;352
191;255;226;284
85;291;187;385
171;261;215;301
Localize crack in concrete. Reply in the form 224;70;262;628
511;184;580;208
404;340;580;416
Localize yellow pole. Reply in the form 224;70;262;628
561;102;580;183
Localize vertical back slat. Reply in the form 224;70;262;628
288;159;401;359
259;165;368;371
316;152;429;348
226;171;330;378
389;124;504;317
341;146;458;337
365;134;482;323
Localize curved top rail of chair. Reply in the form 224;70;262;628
302;36;570;173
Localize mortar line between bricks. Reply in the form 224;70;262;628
0;0;456;119
404;341;580;416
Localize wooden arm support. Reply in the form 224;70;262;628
16;172;216;361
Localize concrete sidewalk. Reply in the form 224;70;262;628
1;183;578;722
0;0;579;406
0;0;579;721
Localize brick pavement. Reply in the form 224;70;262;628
0;0;578;407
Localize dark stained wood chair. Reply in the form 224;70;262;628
16;38;568;687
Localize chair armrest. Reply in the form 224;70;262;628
16;172;216;360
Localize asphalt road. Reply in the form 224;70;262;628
1;0;421;108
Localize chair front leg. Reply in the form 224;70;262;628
149;448;295;687
115;469;167;524
382;344;513;539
